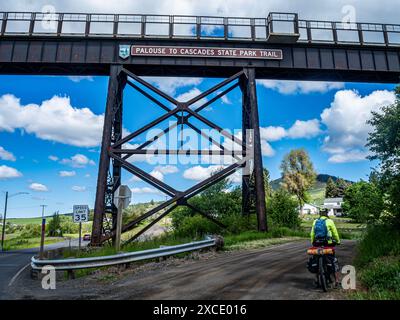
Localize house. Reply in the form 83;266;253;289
323;197;344;216
299;203;319;215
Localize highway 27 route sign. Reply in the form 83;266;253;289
73;205;89;223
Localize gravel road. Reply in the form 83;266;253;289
7;239;356;300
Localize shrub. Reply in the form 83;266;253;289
20;224;42;238
355;224;400;267
47;211;63;237
342;181;384;223
173;215;220;238
267;189;301;229
359;256;400;296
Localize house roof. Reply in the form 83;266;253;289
324;197;343;203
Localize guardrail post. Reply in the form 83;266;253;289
85;14;90;36
357;23;364;45
250;18;255;41
306;21;312;43
169;15;173;38
113;14;119;37
29;12;35;36
67;270;75;280
196;16;201;39
1;12;7;35
141;15;146;38
293;13;299;34
57;13;63;36
383;25;389;46
224;17;228;40
332;22;338;44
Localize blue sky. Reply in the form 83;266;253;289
0;74;396;218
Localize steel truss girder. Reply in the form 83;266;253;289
91;65;267;246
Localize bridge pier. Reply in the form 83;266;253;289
92;65;126;246
91;67;267;246
241;68;267;232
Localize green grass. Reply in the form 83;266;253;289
223;228;307;248
225;237;303;251
349;224;400;300
7;217;52;225
354;224;400;267
2;236;64;251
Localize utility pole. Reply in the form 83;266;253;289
1;192;8;252
1;191;29;252
39;204;47;259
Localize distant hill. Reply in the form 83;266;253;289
271;174;353;205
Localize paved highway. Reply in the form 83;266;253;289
0;238;88;300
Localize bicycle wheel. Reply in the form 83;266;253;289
318;256;328;292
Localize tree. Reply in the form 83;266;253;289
325;177;350;198
342;181;384;223
336;178;350;197
263;168;273;198
249;167;272;198
47;211;63;237
267;189;301;229
367;86;400;227
325;177;338;198
280;149;317;212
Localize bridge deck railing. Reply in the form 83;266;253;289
0;12;399;46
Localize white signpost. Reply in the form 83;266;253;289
114;185;132;251
73;205;89;249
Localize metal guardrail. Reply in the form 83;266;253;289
31;236;217;271
1;11;399;46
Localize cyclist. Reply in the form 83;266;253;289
310;208;341;287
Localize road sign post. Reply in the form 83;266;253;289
113;186;132;251
79;222;82;250
73;205;89;251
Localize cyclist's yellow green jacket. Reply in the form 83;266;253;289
310;216;341;244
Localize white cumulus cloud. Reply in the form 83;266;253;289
59;170;76;177
0;165;22;180
144;77;203;96
258;80;344;95
321;89;396;163
0;146;16;161
61;154;96;168
183;165;225;181
0;94;104;147
72;186;86;192
29;183;49;192
131;187;161;194
286;119;322;139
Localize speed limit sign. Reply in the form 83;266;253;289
73;205;89;223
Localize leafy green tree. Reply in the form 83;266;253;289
47;211;63;237
280;149;317;212
263;168;273;198
342;181;384;223
366;86;400;227
267;189;301;229
325;177;338;198
336;178;350;197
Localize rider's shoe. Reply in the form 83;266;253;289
334;282;340;289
